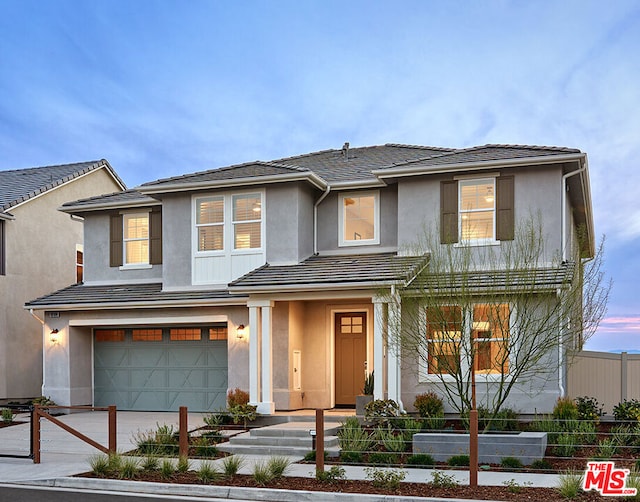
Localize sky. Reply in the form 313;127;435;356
0;0;639;351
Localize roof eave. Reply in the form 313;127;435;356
372;153;587;179
25;296;248;311
137;172;328;194
329;179;388;190
0;212;15;221
228;279;405;294
59;198;162;215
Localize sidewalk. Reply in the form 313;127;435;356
0;411;563;500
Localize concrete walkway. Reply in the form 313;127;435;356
0;411;565;500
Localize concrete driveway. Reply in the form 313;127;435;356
0;410;207;482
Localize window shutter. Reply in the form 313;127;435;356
109;214;123;267
149;208;162;265
440;180;458;244
496;175;514;241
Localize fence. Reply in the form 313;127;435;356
567;350;640;415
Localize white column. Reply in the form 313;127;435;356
248;305;260;406
259;301;275;414
372;298;386;400
387;293;404;412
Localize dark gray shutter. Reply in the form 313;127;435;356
440;180;458;244
149;208;162;265
496;175;514;241
109;214;123;267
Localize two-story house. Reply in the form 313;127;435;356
1;160;124;401
26;144;593;415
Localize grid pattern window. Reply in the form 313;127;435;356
132;328;163;341
95;329;125;342
340;315;364;334
196;196;224;251
472;304;510;374
76;245;83;283
459;179;495;241
123;213;149;265
170;328;202;341
233;194;261;249
208;326;228;340
426;306;462;375
339;192;379;246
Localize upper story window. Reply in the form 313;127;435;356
339;191;380;247
109;208;162;268
233;194;261;249
459;178;495;242
196;196;224;251
194;192;263;254
440;175;514;245
123;212;149;265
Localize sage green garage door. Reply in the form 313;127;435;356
94;326;228;412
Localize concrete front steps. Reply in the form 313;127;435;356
218;420;343;457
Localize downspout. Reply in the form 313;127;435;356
29;309;47;395
556;290;565;397
561;162;587;262
313;186;331;255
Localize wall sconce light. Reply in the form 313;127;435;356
236;324;246;340
50;328;60;344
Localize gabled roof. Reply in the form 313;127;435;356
25;282;245;310
229;252;429;293
0;160;126;216
60;189;158;214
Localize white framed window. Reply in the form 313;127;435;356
338;191;380;246
196;196;224;252
232;193;262;250
422;303;511;380
123;212;149;265
459;178;496;242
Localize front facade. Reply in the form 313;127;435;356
0;160;124;400
26;144;594;414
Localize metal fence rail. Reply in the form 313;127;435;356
0;404;33;459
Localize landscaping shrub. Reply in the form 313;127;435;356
407;453;435;467
594;438;617;459
88;453;111;477
613;399;640;422
531;459;553;470
448;454;470;466
1;408;13;424
413;392;445;429
227;388;250;407
500;456;523;469
461;407;518;432
176;455;190;473
398;416;423;444
221;455;245;477
193;436;219;458
364;399;401;428
556;470;583;499
575;396;603;422
338;417;374;453
376;427;407;453
368;452;399;465
160;459;175;480
552;397;579;422
316;465;346;483
197;461;220;483
119;457;140;479
140;455;159;471
133;423;179;456
529;415;563;443
364;467;406;489
340;451;363;463
304;450;328;462
431;471;458;488
573;420;597;445
554;433;577;457
226;388;257;427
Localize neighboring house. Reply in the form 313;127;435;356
25;144;593;414
0;160;125;401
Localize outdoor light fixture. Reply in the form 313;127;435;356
485;187;494;203
236;324;246;340
49;329;60;344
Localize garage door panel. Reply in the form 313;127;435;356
94;328;228;412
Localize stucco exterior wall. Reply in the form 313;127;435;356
0;167;121;400
160;194;192;289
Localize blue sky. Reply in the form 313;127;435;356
1;1;639;351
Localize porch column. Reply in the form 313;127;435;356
259;301;275;414
372;298;386;400
387;293;404;412
248;305;261;406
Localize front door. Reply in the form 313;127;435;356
335;312;367;406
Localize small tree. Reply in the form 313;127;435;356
386;216;610;426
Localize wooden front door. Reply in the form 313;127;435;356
335;312;367;406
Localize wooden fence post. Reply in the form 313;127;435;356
108;406;117;454
179;406;188;458
315;408;324;473
32;405;41;464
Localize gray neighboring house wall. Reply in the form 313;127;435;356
0;160;125;400
25;143;594;415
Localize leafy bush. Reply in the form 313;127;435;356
133;423;179;456
340;451;363;463
531;459;552;470
552;397;579;422
376;428;407;453
316;465;346;483
338;417;374;453
203;411;229;428
193;436;218;458
368;452;399;465
594;438;617;459
1;408;13;424
462;407;518;432
431;470;458;488
448;454;470;466
228;404;257;428
398;417;423;444
554;433;577;457
221;455;245;477
197;460;220;483
304;450;328;462
407;453;435;467
227;388;250;407
573;420;597;445
613;399;640;422
364;399;401;428
364;467;406;489
414;392;445;429
500;456;523;469
32;396;56;406
575;396;603;422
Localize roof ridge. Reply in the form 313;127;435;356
384;143;454;152
463;143;582;153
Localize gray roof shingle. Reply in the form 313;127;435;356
25;283;243;309
229;252;429;291
60;189;157;212
0;160;124;213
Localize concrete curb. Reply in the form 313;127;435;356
17;477;493;502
